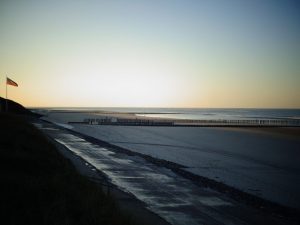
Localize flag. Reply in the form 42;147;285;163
7;77;18;87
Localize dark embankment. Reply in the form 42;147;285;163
0;113;134;225
0;97;40;117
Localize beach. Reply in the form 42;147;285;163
2;101;299;224
34;108;300;224
69;124;300;208
36;120;298;225
40;110;300;209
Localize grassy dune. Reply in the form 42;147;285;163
0;113;133;225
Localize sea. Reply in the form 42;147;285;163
33;107;300;121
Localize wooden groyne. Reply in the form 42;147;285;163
68;118;300;127
175;119;300;127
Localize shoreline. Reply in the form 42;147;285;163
46;132;170;225
41;119;300;223
60;111;300;127
39;109;300;128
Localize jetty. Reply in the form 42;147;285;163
68;117;300;127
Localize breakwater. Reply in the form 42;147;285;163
68;117;300;127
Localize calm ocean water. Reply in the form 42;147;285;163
33;107;300;121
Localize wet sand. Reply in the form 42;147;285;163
218;127;300;140
36;122;170;225
43;111;300;209
37;120;300;225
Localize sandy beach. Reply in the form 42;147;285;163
36;118;300;225
37;109;300;222
218;127;300;140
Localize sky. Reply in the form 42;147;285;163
0;0;299;108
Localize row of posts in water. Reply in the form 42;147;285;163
67;117;300;127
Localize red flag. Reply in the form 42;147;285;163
7;77;18;87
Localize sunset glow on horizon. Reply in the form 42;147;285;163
1;0;299;108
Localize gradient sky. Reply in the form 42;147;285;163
0;0;299;108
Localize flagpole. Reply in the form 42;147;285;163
6;76;8;112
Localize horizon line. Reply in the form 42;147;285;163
27;106;300;110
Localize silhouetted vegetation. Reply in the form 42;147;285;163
0;97;41;116
0;113;134;225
